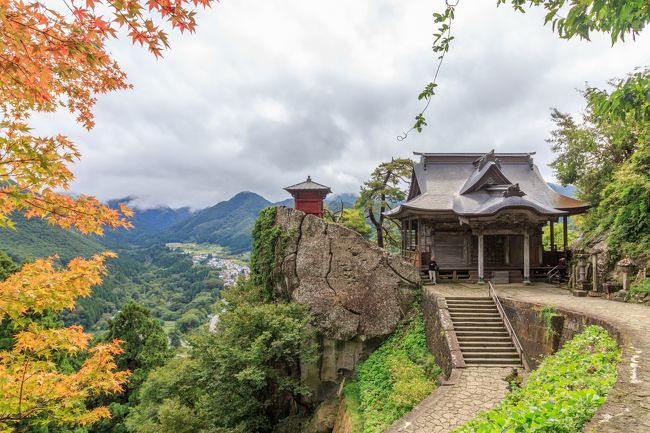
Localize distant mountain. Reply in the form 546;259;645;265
548;183;579;199
103;197;194;247
327;193;357;210
160;192;273;254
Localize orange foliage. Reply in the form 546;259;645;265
0;0;211;233
0;254;131;430
0;0;212;430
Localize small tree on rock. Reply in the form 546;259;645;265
357;158;413;249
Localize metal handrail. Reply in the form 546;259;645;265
488;282;531;371
546;264;559;276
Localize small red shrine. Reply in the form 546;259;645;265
284;176;331;218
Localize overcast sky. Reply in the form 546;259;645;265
33;0;650;209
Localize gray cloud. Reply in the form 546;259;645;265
31;0;650;209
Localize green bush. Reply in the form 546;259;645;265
627;278;650;301
343;314;441;433
453;325;620;433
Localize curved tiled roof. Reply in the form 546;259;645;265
386;151;590;218
284;176;332;193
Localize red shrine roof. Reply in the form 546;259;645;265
284;176;332;194
385;150;590;219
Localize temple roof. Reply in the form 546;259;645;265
284;176;332;194
385;150;590;219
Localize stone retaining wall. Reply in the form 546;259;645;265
422;290;465;378
499;298;623;369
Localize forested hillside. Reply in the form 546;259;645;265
0;214;104;263
70;245;223;333
0;213;223;334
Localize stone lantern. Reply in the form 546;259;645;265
617;258;636;291
575;252;590;290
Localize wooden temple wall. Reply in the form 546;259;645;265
411;219;544;269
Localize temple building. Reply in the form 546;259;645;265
284;176;331;218
385;151;590;284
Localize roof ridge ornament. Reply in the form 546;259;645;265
475;149;501;170
503;183;526;198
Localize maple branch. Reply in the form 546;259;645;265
5;15;69;45
18;359;29;417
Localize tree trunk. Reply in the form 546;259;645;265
367;208;383;248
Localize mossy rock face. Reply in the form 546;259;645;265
303;399;339;433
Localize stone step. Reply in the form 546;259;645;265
450;310;499;314
449;310;499;315
463;351;520;359
453;323;507;329
455;330;510;337
465;362;524;368
460;346;517;353
464;356;521;364
448;309;499;315
450;313;501;319
459;341;515;348
454;324;508;333
457;335;513;342
445;297;491;301
447;304;497;308
452;320;504;326
446;300;494;305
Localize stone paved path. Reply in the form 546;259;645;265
385;367;512;433
427;283;650;433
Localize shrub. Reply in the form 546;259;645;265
343;314;441;433
453;325;620;433
627;278;650;302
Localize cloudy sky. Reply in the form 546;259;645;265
34;0;650;209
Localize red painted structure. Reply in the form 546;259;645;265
284;176;331;218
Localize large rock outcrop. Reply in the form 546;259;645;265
273;207;420;400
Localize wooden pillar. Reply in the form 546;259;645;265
563;216;568;252
523;230;531;284
478;232;485;284
549;221;555;251
504;235;510;265
591;253;599;292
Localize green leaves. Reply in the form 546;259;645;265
549;70;650;264
500;1;650;44
126;278;316;433
344;314;442;433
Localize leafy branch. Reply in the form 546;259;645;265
398;0;459;141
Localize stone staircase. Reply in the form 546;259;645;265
446;297;523;368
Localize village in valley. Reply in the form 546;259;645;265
167;242;250;286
